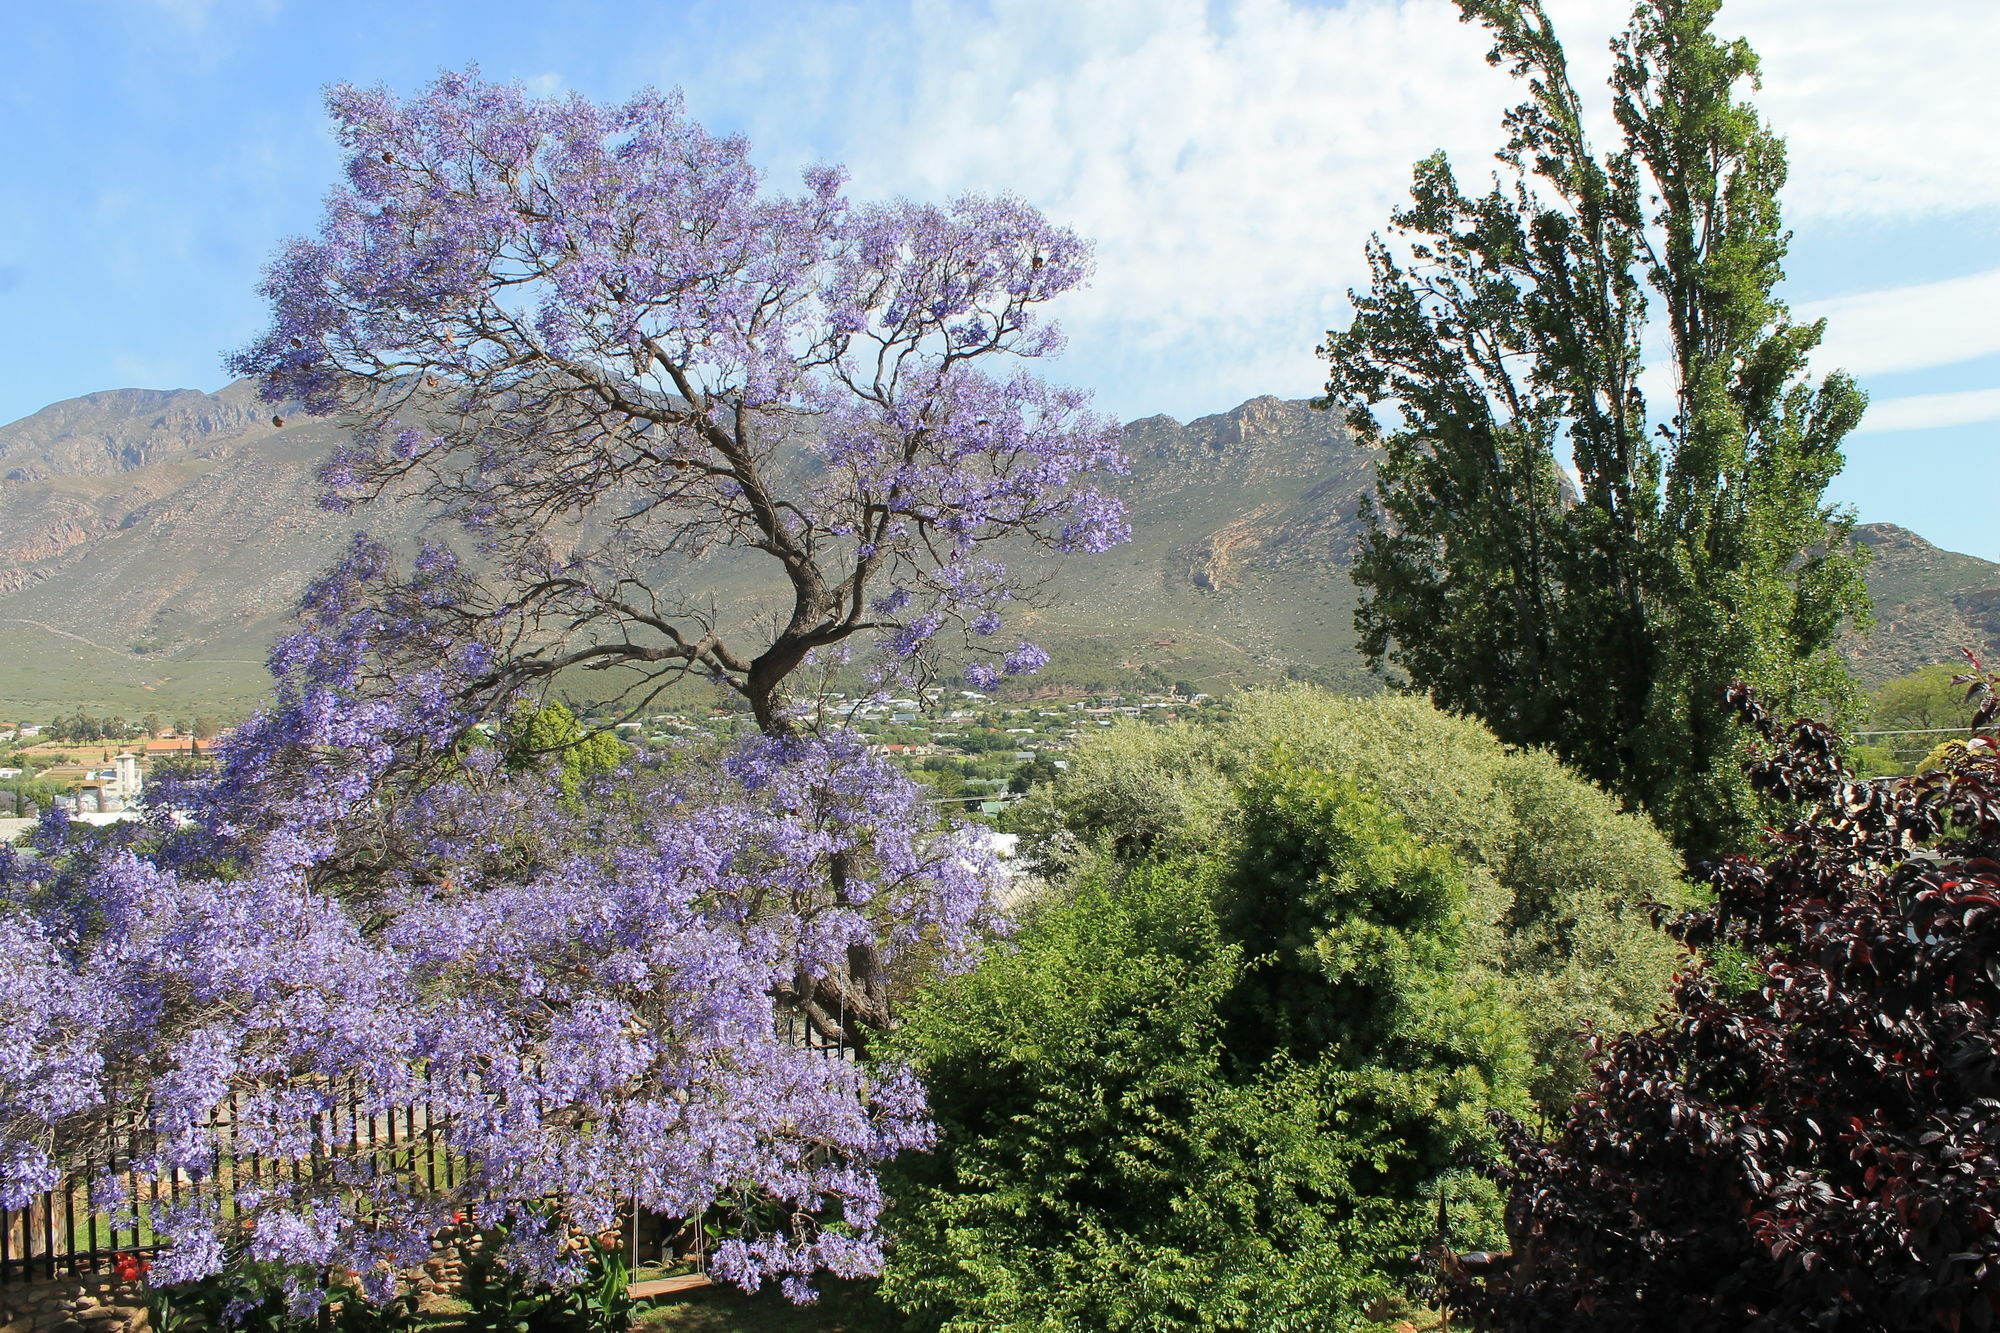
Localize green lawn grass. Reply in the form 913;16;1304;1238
633;1279;901;1333
400;1278;901;1333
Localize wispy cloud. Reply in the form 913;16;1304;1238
1855;387;2000;434
1729;0;2000;221
690;0;1523;417
665;0;1999;420
1800;269;2000;378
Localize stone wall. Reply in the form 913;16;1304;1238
413;1241;469;1301
0;1277;149;1333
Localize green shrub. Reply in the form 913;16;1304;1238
880;757;1526;1332
500;701;628;802
1010;686;1692;1113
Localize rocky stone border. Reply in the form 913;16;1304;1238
0;1276;149;1333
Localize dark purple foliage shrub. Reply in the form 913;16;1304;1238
1447;665;2000;1331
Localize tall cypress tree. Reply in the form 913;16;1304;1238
1321;0;1869;860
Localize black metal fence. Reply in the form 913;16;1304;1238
1;1079;465;1284
2;1017;859;1285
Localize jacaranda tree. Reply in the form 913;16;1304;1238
226;63;1128;1051
0;541;1002;1307
228;68;1128;734
2;70;1126;1309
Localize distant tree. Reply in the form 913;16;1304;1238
1869;661;1980;737
1854;663;1982;774
1321;0;1869;860
1175;679;1200;699
191;715;219;741
500;701;627;803
141;715;162;739
1006;753;1061;794
908;763;968;807
953;729;1016;756
1448;678;2000;1332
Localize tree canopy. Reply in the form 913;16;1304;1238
1011;686;1693;1113
1321;0;1869;860
882;757;1527;1331
0;576;1002;1298
230;69;1127;734
0;74;1128;1306
499;700;627;801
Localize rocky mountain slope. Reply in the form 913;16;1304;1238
1846;523;2000;685
0;383;1989;714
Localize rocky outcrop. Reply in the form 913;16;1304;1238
0;388;270;482
1844;523;2000;684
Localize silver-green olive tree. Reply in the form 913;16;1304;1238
1321;0;1870;859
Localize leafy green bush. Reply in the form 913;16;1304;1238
500;701;628;802
1010;687;1691;1113
880;757;1527;1332
456;1215;652;1333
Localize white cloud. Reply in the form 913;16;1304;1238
1800;269;2000;377
1728;0;2000;221
693;0;1530;418
1854;387;2000;434
658;0;1997;421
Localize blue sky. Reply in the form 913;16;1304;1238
6;0;1997;555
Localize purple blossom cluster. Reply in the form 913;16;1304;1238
227;69;1127;714
3;68;1122;1309
0;548;1005;1303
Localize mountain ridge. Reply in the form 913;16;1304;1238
0;383;1989;714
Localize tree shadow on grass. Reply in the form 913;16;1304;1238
634;1278;903;1333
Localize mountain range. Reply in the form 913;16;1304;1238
0;383;1992;716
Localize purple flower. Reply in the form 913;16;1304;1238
221;69;1126;712
75;65;1144;1301
1002;642;1049;676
